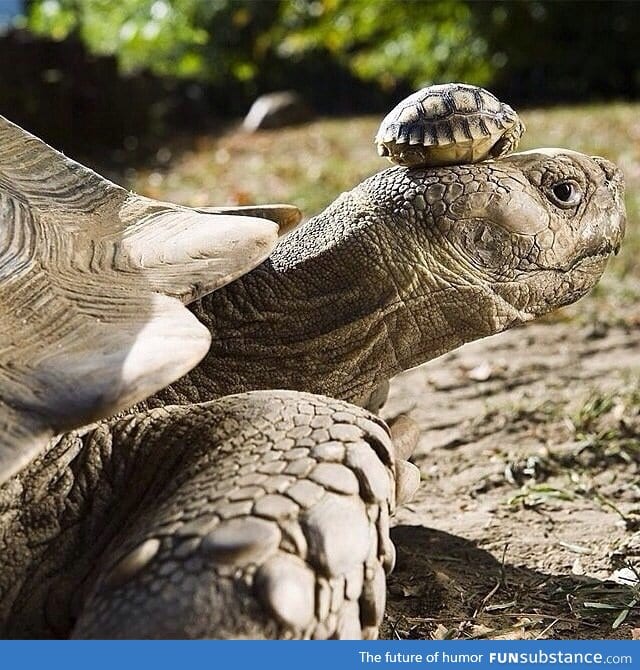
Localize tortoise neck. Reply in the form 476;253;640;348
175;188;447;407
155;173;520;408
198;203;401;405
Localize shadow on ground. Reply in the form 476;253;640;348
382;525;640;640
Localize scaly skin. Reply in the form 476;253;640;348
1;392;414;639
74;392;405;639
151;150;625;408
0;149;625;639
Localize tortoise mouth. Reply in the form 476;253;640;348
562;243;617;274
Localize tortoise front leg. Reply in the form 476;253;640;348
73;391;419;639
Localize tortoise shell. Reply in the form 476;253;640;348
375;83;525;168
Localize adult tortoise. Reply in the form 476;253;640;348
0;83;626;639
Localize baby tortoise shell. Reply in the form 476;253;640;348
375;83;525;168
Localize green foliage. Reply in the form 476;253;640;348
25;0;494;89
23;0;640;102
26;0;280;81
274;0;492;90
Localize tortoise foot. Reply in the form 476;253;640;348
73;391;415;639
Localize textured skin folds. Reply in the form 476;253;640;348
0;136;626;639
152;150;625;409
0;392;406;639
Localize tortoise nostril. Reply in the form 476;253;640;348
591;155;618;184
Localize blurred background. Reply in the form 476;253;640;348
2;1;638;149
1;0;638;279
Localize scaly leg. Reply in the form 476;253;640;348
73;390;419;639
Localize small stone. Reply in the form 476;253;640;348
301;493;370;576
328;424;362;442
255;554;315;630
104;538;160;589
309;462;359;495
359;561;386;627
243;91;312;132
286;480;325;508
311;442;346;462
253;494;300;520
468;361;492;381
202;517;281;566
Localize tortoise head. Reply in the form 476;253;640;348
358;148;625;333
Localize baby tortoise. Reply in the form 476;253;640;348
375;82;525;167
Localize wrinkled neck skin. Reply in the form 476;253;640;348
166;172;527;409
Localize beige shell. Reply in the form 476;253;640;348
0;115;301;485
375;83;525;167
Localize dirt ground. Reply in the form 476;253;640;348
380;316;640;640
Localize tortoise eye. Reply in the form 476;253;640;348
549;180;582;208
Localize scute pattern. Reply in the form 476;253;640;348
73;391;400;640
375;83;525;167
0;115;281;487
